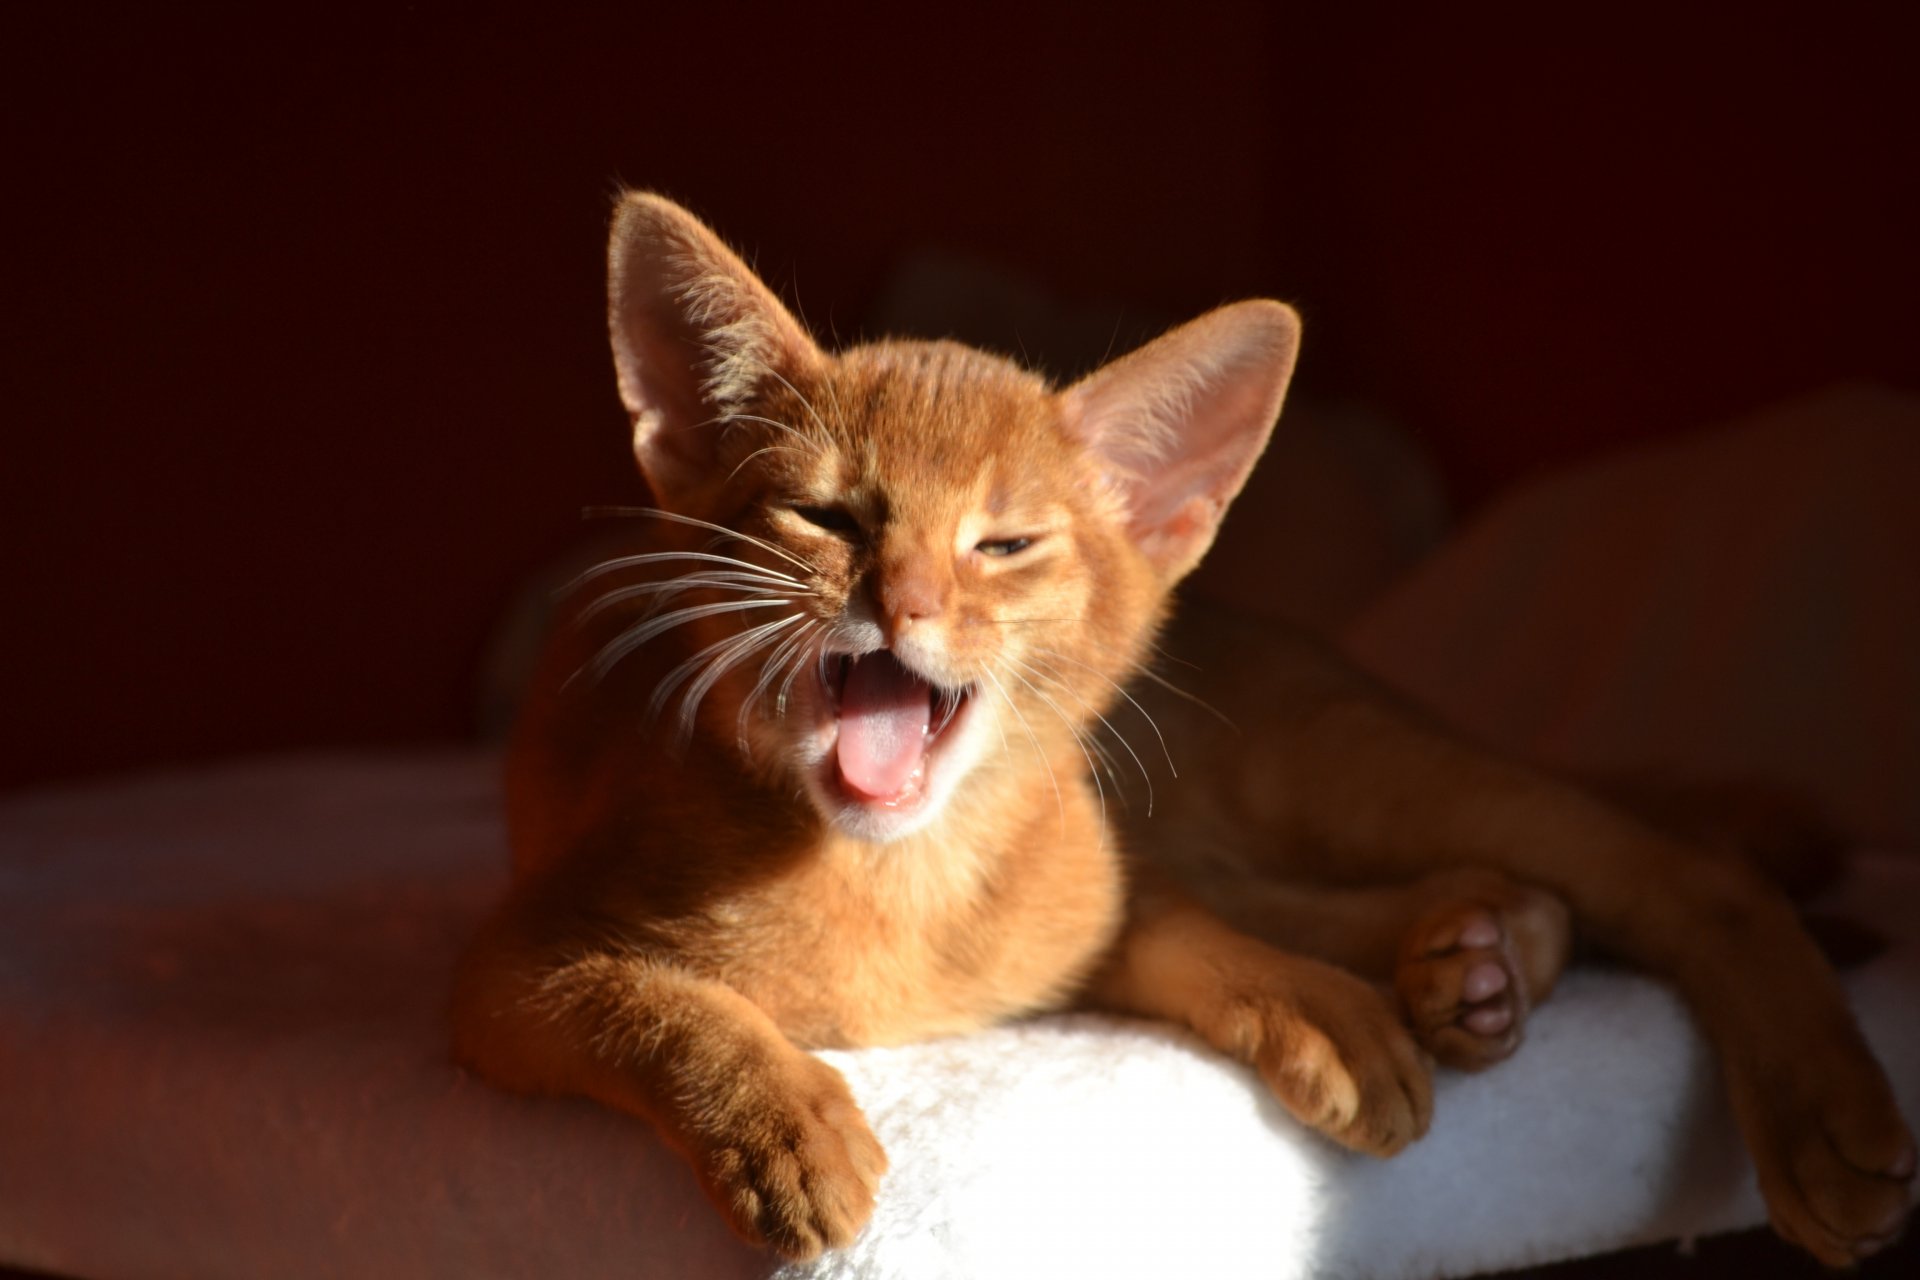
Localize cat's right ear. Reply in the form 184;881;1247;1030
607;192;823;509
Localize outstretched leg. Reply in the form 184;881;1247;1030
1185;867;1570;1070
1229;692;1915;1265
452;905;887;1261
1085;871;1434;1156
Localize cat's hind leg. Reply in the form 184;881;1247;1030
1393;870;1571;1071
1182;867;1570;1070
1599;775;1849;902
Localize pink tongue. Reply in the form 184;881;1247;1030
837;655;932;799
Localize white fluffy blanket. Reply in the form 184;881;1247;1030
1;751;1916;1279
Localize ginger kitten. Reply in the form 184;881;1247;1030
453;193;1913;1264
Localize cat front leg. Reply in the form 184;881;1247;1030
451;909;886;1261
1084;871;1433;1156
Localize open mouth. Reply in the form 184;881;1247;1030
825;650;973;808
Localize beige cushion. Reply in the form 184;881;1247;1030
1346;384;1920;847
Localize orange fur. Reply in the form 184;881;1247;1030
452;193;1913;1264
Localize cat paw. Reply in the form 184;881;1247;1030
697;1054;889;1260
1740;1058;1916;1265
1395;879;1570;1072
1241;963;1434;1157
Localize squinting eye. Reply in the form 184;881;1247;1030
792;504;861;537
976;537;1032;558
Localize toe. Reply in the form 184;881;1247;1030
1461;960;1509;1002
1463;1002;1513;1036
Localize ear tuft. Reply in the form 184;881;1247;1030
1061;300;1301;581
607;192;822;507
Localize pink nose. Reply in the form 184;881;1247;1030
877;562;948;638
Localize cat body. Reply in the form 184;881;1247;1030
453;192;1913;1265
498;513;1125;1050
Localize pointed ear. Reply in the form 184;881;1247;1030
607;191;824;507
1060;299;1301;582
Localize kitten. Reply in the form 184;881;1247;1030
452;192;1913;1264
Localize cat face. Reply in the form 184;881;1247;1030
667;341;1157;841
603;193;1299;842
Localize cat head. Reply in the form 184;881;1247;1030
604;192;1298;842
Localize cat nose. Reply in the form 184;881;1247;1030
876;561;949;640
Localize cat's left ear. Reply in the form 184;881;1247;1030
1060;299;1301;582
607;191;825;509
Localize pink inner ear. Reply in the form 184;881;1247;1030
1063;300;1301;578
606;193;823;509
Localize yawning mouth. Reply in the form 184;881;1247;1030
825;650;974;808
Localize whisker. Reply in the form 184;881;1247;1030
1129;664;1236;730
983;612;1226;734
979;671;1013;764
817;369;848;435
1017;655;1153;815
671;615;806;750
999;623;1230;731
738;620;820;751
980;665;1064;834
725;443;806;485
985;614;1203;673
758;368;832;441
559;550;803;595
1030;649;1177;782
776;626;828;718
579;506;821;577
576;573;803;621
568;597;798;689
644;614;795;726
711;411;816;450
1007;666;1108;830
932;687;964;737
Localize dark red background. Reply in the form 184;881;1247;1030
7;3;1916;793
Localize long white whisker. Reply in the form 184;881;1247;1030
577;573;808;625
980;665;1064;834
1015;624;1230;729
1030;650;1173;786
1017;655;1152;816
579;506;821;576
987;615;1207;679
776;626;827;718
644;615;790;726
1007;667;1107;830
561;551;802;598
670;615;805;750
984;692;1012;764
569;598;797;688
643;629;750;724
1130;664;1236;729
738;621;820;751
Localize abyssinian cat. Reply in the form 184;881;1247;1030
452;192;1914;1264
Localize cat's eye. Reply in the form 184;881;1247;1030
976;536;1033;558
791;504;861;537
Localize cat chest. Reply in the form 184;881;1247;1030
723;839;1126;1047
